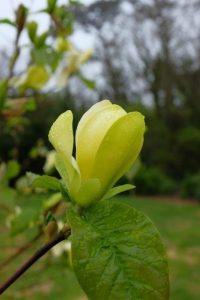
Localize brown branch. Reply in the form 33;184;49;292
0;226;71;295
0;200;67;271
7;24;22;81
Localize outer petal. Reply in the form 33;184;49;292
48;110;73;158
55;153;80;193
91;112;145;198
76;103;126;180
48;111;80;191
73;178;101;207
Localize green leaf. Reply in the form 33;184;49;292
23;98;37;111
32;175;61;191
60;181;71;202
44;211;56;224
0;18;16;27
80;74;96;90
6;160;20;179
47;0;57;13
68;200;169;300
1;160;20;185
55;8;74;35
43;192;62;209
27;21;38;42
0;80;7;110
35;32;49;48
31;47;62;72
103;184;135;200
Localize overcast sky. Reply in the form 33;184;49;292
0;0;96;48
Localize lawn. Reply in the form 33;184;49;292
0;192;200;299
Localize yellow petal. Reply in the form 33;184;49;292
26;65;49;89
48;110;73;158
76;102;126;180
73;178;101;207
48;111;79;191
55;153;81;197
76;100;111;142
69;157;81;198
91;112;145;198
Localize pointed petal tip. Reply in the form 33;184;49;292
48;110;73;141
48;110;74;158
127;111;145;131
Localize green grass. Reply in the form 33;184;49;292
0;192;200;299
129;196;200;300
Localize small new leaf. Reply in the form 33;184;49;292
27;21;37;42
47;0;57;13
79;74;96;90
0;18;16;27
60;182;71;203
32;175;61;191
103;184;135;200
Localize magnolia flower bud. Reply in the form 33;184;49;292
15;4;27;33
44;221;58;242
49;100;145;207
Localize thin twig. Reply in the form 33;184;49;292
0;200;68;270
0;226;71;295
7;28;21;80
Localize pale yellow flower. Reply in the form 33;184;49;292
49;100;145;207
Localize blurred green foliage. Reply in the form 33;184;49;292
123;102;200;200
181;172;200;200
134;166;177;195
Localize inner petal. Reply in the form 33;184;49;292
76;104;126;180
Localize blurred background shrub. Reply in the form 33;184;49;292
134;166;177;196
0;0;200;201
181;172;200;201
